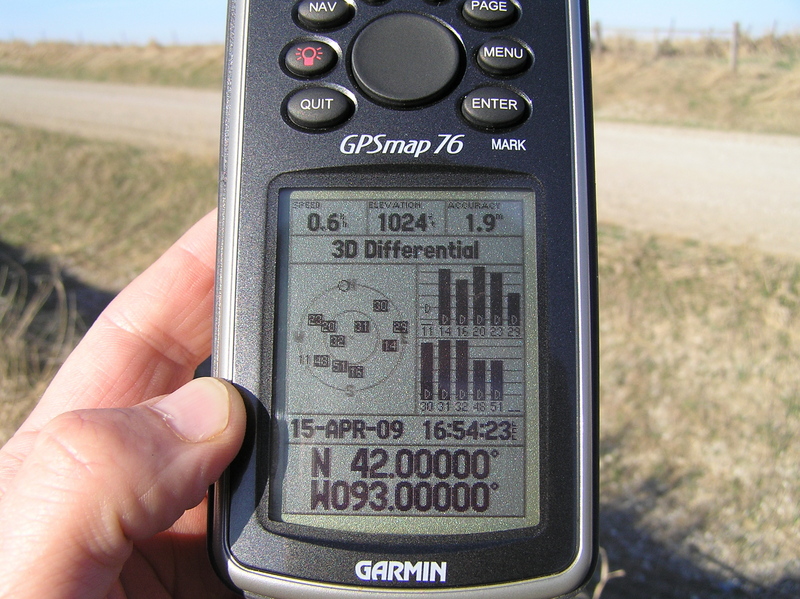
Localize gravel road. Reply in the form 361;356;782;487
0;74;221;156
2;74;799;257
595;122;800;258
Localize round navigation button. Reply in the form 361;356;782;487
284;40;337;77
351;12;465;108
462;0;520;29
477;38;532;76
461;87;528;129
286;87;354;130
296;0;355;31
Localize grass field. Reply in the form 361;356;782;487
599;226;800;597
0;123;218;442
592;34;800;136
0;40;224;88
1;36;799;598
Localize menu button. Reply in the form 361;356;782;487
477;38;532;76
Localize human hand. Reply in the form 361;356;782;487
0;211;246;599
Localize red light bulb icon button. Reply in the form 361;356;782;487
284;40;337;77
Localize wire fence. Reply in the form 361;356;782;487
591;21;749;72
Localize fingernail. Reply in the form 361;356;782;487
151;378;231;443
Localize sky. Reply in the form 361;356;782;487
589;0;800;36
1;0;799;45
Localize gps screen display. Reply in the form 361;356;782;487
269;188;539;535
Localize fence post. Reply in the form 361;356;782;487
593;20;604;54
652;27;661;58
730;22;740;73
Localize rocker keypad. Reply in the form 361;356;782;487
284;0;531;131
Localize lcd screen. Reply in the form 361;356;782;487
269;188;539;535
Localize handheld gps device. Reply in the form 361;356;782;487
210;0;597;597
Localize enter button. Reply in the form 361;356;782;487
461;87;528;129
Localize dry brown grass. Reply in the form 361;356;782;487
599;225;800;591
0;123;218;444
0;249;79;442
0;123;218;290
0;40;224;88
592;35;800;135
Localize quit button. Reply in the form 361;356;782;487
286;87;354;130
461;87;528;129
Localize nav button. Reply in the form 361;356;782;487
461;87;528;130
286;87;354;130
296;0;355;31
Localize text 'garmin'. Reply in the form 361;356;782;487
355;560;448;583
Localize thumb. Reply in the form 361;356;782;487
0;377;246;599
